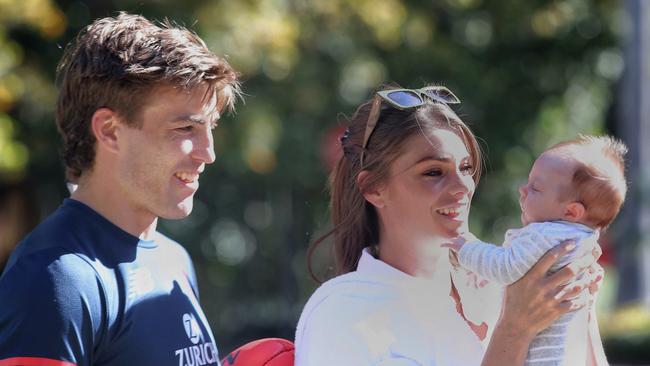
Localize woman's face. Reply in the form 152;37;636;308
376;128;476;240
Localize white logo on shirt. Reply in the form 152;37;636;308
175;313;218;365
183;313;202;344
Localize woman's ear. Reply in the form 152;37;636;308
90;107;121;154
564;201;586;222
357;170;386;209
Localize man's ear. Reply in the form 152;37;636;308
357;170;386;209
564;201;586;222
90;108;121;153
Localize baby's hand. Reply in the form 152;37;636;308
443;232;476;252
442;237;465;252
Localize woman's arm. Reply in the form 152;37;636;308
586;308;609;366
481;241;595;366
586;263;608;366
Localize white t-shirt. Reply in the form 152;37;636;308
295;249;504;366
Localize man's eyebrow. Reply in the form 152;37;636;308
173;113;221;127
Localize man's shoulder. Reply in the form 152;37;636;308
17;200;89;249
2;199;111;294
2;245;101;289
0;247;107;364
4;206;88;273
0;246;106;323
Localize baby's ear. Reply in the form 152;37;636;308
564;201;586;222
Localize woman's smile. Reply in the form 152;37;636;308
376;129;476;242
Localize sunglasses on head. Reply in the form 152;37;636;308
360;86;461;166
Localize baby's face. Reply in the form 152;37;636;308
519;152;575;226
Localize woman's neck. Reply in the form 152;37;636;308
377;235;451;280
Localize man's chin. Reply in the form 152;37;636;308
161;200;193;219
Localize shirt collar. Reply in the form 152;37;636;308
356;247;452;295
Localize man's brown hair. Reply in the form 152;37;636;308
549;135;628;229
56;12;240;182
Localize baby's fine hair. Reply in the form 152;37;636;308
547;135;627;229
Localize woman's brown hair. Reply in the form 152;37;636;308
307;85;482;282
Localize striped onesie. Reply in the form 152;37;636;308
458;220;598;366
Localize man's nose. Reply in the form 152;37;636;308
192;128;216;164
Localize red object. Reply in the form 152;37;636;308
221;338;295;366
319;125;346;172
0;358;76;366
597;232;614;266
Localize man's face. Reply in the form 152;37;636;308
116;84;218;220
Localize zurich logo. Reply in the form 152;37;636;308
182;313;203;344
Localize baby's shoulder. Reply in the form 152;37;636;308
523;221;595;244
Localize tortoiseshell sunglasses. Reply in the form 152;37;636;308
360;86;461;166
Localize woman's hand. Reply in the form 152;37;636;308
588;262;604;295
584;245;604;297
555;244;604;307
482;241;600;366
501;240;599;338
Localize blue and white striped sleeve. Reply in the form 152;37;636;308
457;224;559;285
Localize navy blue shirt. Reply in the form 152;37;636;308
0;199;220;366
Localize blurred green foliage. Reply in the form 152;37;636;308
2;0;640;360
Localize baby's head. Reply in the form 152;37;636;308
519;135;627;230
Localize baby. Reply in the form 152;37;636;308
449;135;627;366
